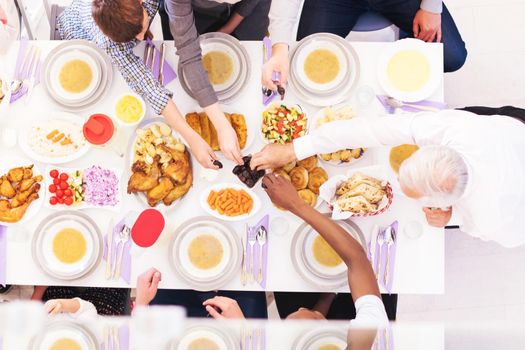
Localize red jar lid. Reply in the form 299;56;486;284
83;114;115;145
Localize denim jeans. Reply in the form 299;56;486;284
150;289;268;319
297;0;467;72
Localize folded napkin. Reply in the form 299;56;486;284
146;40;177;86
247;215;269;289
0;226;6;286
103;216;132;285
10;40;42;104
99;324;129;350
370;221;398;294
377;95;447;114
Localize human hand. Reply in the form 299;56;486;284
187;133;220;170
262;173;304;212
413;9;442;42
202;296;245;319
216;119;243;165
135;268;162;306
262;44;289;91
45;299;64;315
250;143;296;170
423;207;452;227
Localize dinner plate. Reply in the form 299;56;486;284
311;106;367;167
178;32;251;104
41;40;114;111
200;183;261;222
292;327;347;350
289;33;361;107
0;159;45;227
169;324;237;350
29;321;98;350
290;216;366;289
126;117;192;212
48;49;102;102
169;217;241;291
32;211;102;280
18;111;92;165
377;38;441;102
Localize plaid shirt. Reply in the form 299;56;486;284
57;0;172;114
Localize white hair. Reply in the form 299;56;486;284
398;145;469;207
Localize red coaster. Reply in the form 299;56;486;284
131;209;165;248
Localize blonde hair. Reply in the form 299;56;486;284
399;145;468;207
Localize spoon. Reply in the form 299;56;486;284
386;97;440;112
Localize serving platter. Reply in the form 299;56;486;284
290;215;366;289
18;111;92;165
169;217;241;291
32;211;103;281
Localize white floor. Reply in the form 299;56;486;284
8;0;525;323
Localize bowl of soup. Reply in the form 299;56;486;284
50;50;101;102
114;93;146;126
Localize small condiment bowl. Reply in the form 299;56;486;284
114;92;146;128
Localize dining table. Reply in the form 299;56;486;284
0;39;445;295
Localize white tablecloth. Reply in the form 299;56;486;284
0;40;444;294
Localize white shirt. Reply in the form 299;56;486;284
268;0;443;47
351;295;389;326
51;298;98;321
294;110;525;248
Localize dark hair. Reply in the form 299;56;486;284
92;0;144;43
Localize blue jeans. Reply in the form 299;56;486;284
150;289;268;319
297;0;467;72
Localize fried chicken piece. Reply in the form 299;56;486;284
23;166;34;180
146;177;174;207
160;146;190;185
17;175;43;192
163;169;193;206
199;112;212;146
230;113;247;149
7;165;33;183
185;112;202;136
127;158;161;193
0;200;9;211
11;183;41;208
0;176;16;198
0;192;39;223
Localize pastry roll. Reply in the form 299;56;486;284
282;161;297;173
231;113;247;149
298;189;317;207
337;194;377;213
198;112;212;147
185;113;202;136
307;167;328;194
289;166;309;190
273;168;291;182
297;156;317;171
209;121;220;151
339;182;385;204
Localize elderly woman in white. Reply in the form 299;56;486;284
251;109;525;248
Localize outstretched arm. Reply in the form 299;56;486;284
262;174;380;302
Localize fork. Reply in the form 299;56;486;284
383;226;396;287
376;229;385;281
113;225;131;280
240;231;248;286
247;227;257;284
11;45;35;96
255;226;267;284
25;47;41;103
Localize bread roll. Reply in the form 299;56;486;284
289;166;308;190
297;156;317;171
298;189;317;207
307;167;328;194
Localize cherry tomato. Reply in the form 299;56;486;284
49;169;59;178
53;178;60;185
64;197;73;206
59;173;69;181
49;197;58;205
57;197;65;204
59;181;68;190
56;189;64;198
48;184;57;193
64;189;72;197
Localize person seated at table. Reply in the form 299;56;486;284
57;0;242;169
262;0;467;93
134;268;267;319
261;173;389;325
31;286;130;317
251;107;525;248
158;0;271;41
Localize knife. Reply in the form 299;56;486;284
370;224;379;273
25;47;41;103
158;42;166;85
105;218;114;279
